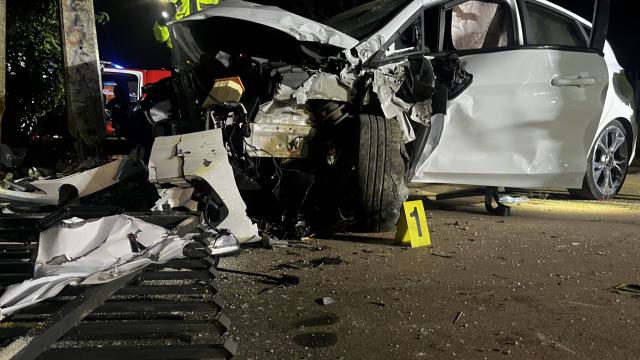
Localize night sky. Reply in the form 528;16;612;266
94;0;638;71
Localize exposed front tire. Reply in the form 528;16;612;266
569;120;630;200
352;114;408;232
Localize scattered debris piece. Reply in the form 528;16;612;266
217;268;300;287
430;252;453;259
262;234;290;249
272;263;301;271
611;284;640;298
369;301;386;308
499;195;529;204
315;297;336;306
571;242;581;246
453;311;463;324
309;256;344;267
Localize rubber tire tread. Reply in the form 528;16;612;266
354;114;407;232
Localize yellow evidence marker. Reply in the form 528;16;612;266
395;200;431;248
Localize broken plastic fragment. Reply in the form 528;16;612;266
315;297;336;306
199;230;241;256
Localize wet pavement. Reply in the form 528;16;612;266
219;173;640;359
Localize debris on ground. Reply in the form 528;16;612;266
309;256;344;267
430;252;454;259
499;195;529;204
315;297;336;306
270;256;345;271
610;283;640;298
453;311;463;324
218;268;300;287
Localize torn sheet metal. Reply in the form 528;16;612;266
0;215;191;319
352;34;384;64
409;113;444;180
273;63;430;144
371;62;432;142
148;136;188;186
171;0;359;53
149;129;260;243
287;73;351;105
0;157;139;205
152;187;198;211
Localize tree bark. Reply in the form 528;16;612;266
0;0;6;143
59;0;104;159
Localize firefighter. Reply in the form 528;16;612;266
153;0;220;48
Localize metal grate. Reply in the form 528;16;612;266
0;215;235;360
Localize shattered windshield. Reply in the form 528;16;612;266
250;0;414;40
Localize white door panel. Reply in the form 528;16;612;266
410;49;608;188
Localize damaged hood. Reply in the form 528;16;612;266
169;0;359;63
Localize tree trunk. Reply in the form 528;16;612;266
0;0;6;143
59;0;104;159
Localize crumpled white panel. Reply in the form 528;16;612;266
0;157;138;205
148;130;260;243
288;73;351;105
372;63;434;143
152;187;198;211
176;0;358;50
178;130;261;243
0;215;191;319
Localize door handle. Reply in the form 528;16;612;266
551;75;597;88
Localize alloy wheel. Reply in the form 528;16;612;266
591;125;629;196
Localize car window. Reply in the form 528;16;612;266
102;73;140;103
445;0;512;51
384;16;423;58
525;2;588;47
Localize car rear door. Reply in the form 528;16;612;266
410;0;610;189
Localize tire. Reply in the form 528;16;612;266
352;114;408;232
568;120;630;200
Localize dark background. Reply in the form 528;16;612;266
94;0;638;71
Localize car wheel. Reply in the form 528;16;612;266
352;114;408;232
569;120;630;200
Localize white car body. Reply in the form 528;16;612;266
386;0;635;188
172;0;635;191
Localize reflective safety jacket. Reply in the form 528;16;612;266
153;0;220;48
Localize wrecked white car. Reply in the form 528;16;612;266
155;0;635;231
1;0;635;237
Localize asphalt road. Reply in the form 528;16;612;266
219;173;640;359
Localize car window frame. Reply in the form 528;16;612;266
369;0;603;68
370;0;519;66
441;0;517;54
519;0;591;50
375;10;427;63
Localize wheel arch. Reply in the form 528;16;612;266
616;116;635;154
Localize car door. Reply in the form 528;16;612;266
410;0;609;189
